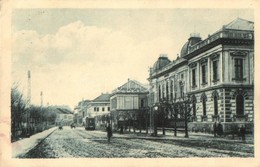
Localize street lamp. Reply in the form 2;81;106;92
153;105;159;136
149;106;152;135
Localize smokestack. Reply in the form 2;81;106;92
41;91;43;107
27;70;31;107
28;70;31;78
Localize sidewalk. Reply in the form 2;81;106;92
12;127;57;158
111;129;254;144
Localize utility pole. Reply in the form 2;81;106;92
41;91;43;131
27;70;31;137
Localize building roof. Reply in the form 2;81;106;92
180;18;253;58
180;34;202;57
152;56;171;72
222;17;254;31
92;93;111;102
56;107;73;114
112;79;148;94
78;99;91;106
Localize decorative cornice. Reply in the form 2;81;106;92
189;62;197;68
200;58;208;64
230;51;247;57
210;53;220;60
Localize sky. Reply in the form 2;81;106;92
11;9;253;109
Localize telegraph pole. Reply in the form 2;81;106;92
27;70;31;136
41;91;43;130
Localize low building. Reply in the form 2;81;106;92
55;107;74;126
84;93;111;130
74;99;91;125
110;79;149;132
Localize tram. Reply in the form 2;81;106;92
85;117;95;130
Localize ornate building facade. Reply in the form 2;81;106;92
148;18;254;133
110;79;149;131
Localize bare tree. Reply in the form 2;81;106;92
11;83;28;141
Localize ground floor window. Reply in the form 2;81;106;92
193;102;196;116
202;98;206;116
214;96;218;115
236;94;244;115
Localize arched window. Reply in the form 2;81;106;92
236;94;244;115
166;82;169;100
158;85;161;100
214;96;218;115
170;80;173;100
201;93;207;116
193;101;196;116
202;98;206;116
191;95;197;116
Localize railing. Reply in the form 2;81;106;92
151;58;186;77
188;30;253;54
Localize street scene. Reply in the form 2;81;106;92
11;8;254;159
16;127;253;158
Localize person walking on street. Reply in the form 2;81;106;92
217;122;223;137
213;122;217;137
120;126;123;134
106;124;113;143
240;125;246;141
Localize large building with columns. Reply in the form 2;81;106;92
148;18;254;133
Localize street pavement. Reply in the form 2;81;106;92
12;126;254;158
12;127;57;158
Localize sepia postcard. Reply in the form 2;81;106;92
0;0;260;167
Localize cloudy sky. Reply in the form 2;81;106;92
11;9;253;109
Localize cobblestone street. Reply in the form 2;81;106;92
18;127;254;158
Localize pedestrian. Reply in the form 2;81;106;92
217;122;223;137
106;124;113;143
213;122;217;137
240;125;246;141
120;126;123;134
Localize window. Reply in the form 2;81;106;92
234;58;243;79
108;107;110;111
102;107;105;111
162;83;165;99
97;107;99;112
202;98;206;116
158;85;161;100
94;107;96;111
214;96;218;115
236;95;244;115
170;80;173;100
192;101;196;116
192;68;196;87
213;60;219;81
201;64;207;84
141;99;144;108
180;84;184;98
166;82;169;100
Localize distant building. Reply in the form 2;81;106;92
148;18;254;133
83;93;111;130
110;79;149;131
74;99;91;125
55;107;74;126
